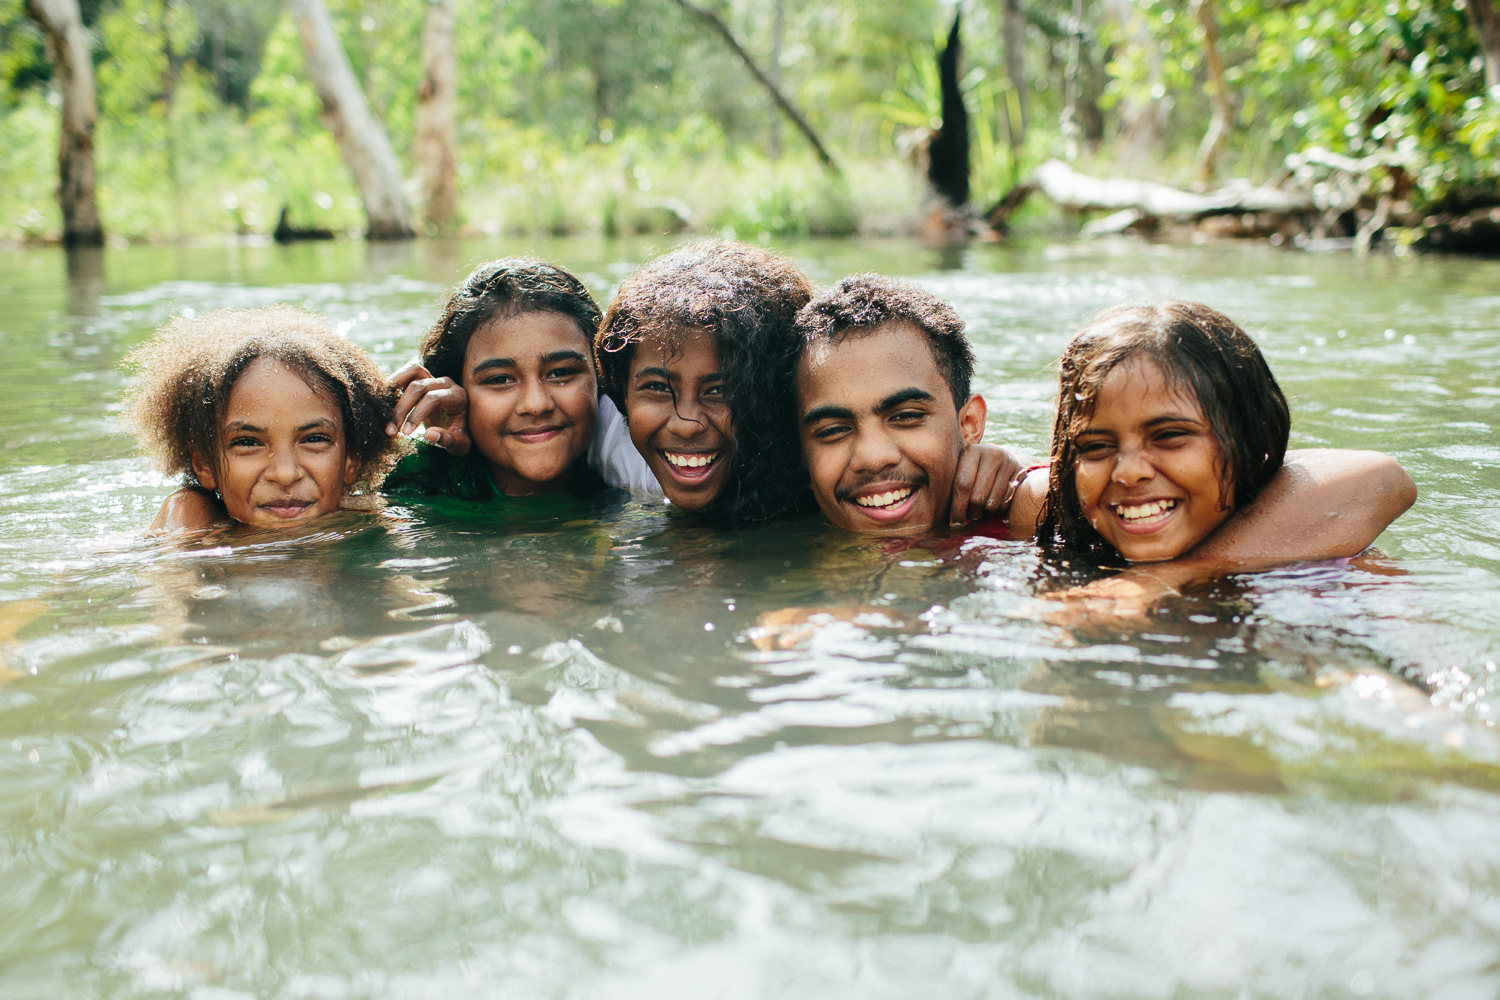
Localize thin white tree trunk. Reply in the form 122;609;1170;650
1000;0;1027;144
1469;0;1500;92
286;0;414;239
1194;0;1232;180
768;0;784;158
25;0;102;245
415;0;457;233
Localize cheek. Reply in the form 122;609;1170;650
1072;463;1108;506
625;399;661;448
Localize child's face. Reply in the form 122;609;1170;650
624;329;736;510
1072;359;1230;562
796;321;984;536
461;311;600;495
191;358;360;529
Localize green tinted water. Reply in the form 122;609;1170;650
3;237;1499;998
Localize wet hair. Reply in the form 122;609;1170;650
595;239;814;521
421;258;602;382
123;306;402;492
1038;301;1290;557
792;273;975;410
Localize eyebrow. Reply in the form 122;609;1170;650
801;404;857;426
542;350;587;365
471;357;517;375
223;417;334;434
1076;413;1204;436
876;387;935;412
631;367;725;382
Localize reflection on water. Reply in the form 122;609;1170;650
2;238;1500;998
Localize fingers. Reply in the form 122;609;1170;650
389;361;434;390
948;449;981;527
422;423;472;456
389;377;465;436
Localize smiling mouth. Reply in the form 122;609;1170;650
855;487;912;509
1110;498;1180;526
511;424;566;444
659;450;722;482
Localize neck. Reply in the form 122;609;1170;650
488;461;575;498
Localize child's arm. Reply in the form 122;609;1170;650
1045;449;1417;615
148;487;227;534
946;444;1031;527
388;362;470;454
1182;448;1416;569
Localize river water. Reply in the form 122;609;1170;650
2;237;1498;999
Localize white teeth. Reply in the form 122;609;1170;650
855;488;913;509
1112;499;1179;522
665;451;718;469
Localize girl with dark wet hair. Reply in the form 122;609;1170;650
1004;302;1414;596
383;257;655;502
594;239;816;521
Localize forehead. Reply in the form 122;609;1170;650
467;310;589;361
628;328;720;373
797;321;946;410
226;357;339;420
1088;358;1205;421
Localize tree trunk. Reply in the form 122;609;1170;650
415;0;457;234
1194;0;1232;181
768;0;785;159
674;0;840;174
287;0;414;239
1000;0;1027;144
986;159;1314;230
24;0;102;246
1469;0;1500;92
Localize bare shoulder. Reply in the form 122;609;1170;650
1281;448;1417;510
1007;467;1050;539
149;488;228;534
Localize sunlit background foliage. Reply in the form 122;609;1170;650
1;0;1497;241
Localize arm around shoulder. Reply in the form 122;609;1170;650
1006;467;1050;540
1191;448;1416;569
149;487;228;534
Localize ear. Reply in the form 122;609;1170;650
343;454;363;488
189;450;217;491
957;393;987;445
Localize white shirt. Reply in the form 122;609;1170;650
589;395;662;495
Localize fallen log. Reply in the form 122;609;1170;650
986;159;1314;230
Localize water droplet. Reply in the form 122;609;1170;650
507;645;523;655
27;749;39;763
704;622;715;631
1350;970;1374;995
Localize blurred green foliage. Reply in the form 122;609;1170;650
1;0;1497;242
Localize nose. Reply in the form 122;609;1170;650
849;423;901;475
514;376;555;417
665;394;708;439
1110;443;1154;487
265;445;303;487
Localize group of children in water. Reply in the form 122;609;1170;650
123;239;1417;594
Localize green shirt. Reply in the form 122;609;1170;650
381;440;608;504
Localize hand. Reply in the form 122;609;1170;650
949;443;1025;528
388;361;470;455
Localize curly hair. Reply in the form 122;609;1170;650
122;306;402;491
1038;301;1290;558
793;273;975;410
420;258;602;382
595;240;814;521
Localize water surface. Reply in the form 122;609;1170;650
3;237;1499;999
